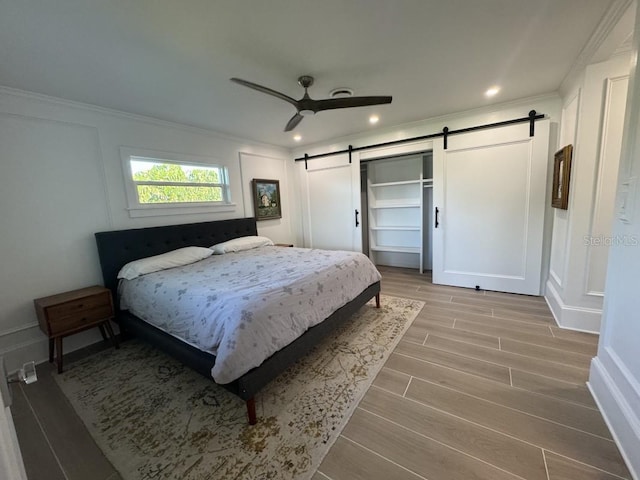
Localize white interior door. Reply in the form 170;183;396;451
301;154;362;251
432;120;550;295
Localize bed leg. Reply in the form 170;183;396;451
246;397;257;425
375;293;381;308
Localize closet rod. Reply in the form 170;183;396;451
295;110;544;164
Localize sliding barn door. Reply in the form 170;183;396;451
300;154;362;251
432;120;550;295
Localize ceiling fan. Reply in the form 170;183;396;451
230;75;392;132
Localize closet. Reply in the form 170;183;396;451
365;153;433;273
301;114;551;295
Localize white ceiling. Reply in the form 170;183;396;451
0;0;621;147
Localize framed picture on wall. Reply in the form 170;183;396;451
252;178;282;221
551;145;573;210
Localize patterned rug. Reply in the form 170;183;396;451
54;295;423;480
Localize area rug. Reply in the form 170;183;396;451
54;295;423;480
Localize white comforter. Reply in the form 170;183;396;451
119;246;381;384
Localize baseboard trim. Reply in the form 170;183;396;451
545;280;602;333
0;325;119;373
589;355;640;479
0;322;39;339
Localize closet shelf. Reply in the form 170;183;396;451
370;226;420;231
367;153;431;274
370;246;421;254
370;180;422;187
370;203;420;209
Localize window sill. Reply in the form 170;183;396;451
126;203;237;218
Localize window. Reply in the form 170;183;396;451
130;157;229;204
121;148;234;217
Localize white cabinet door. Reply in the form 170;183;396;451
301;154;362;251
432;120;550;295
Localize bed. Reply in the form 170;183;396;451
94;217;381;424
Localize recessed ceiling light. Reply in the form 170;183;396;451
293;134;302;142
485;86;500;97
369;115;379;124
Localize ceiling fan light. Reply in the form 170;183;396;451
299;109;315;116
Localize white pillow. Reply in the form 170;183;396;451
117;246;213;280
210;235;273;254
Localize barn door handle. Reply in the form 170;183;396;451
355;209;360;227
435;207;440;228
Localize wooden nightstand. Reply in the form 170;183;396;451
274;243;294;247
34;286;119;373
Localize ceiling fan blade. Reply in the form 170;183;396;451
284;113;304;132
230;78;299;107
312;96;392;112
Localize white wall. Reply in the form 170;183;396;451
589;5;640;477
546;52;632;332
0;87;291;372
238;152;296;245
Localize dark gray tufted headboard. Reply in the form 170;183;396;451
95;217;258;306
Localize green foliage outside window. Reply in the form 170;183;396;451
133;163;224;204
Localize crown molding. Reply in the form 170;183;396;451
560;0;634;94
614;33;635;56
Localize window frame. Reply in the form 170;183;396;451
120;147;235;218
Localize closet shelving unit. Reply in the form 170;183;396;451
367;156;425;273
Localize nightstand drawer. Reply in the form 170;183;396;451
47;291;111;320
48;304;114;334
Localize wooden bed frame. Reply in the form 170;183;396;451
94;217;380;424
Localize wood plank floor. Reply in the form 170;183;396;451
315;266;631;480
11;267;631;480
11;344;122;480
